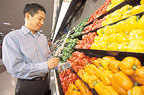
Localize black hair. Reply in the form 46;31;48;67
23;3;46;17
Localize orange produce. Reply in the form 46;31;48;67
119;57;142;75
136;66;144;79
109;59;121;73
113;71;133;90
131;75;144;85
111;76;127;95
128;86;144;95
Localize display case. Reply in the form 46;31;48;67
51;0;144;94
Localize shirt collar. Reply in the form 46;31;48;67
21;26;40;36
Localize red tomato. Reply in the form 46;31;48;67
68;78;74;84
73;58;79;63
84;26;89;30
82;35;88;40
83;44;89;49
66;69;71;76
92;25;98;30
63;77;69;83
90;57;97;63
78;60;85;67
77;52;85;58
72;51;78;56
83;58;90;64
91;32;97;38
69;73;73;79
86;39;92;44
69;56;77;61
71;73;78;81
77;40;83;44
59;73;65;78
87;44;92;49
85;56;90;59
73;66;79;72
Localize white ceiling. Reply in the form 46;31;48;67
0;0;54;38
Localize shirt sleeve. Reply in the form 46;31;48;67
2;34;49;79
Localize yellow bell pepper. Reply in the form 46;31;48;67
75;79;93;95
93;58;103;68
122;5;144;19
77;69;85;78
106;43;119;51
123;16;138;33
119;5;133;14
115;21;125;32
71;90;81;95
94;82;107;94
100;34;109;42
108;33;127;43
102;20;107;26
94;81;119;95
111;75;127;95
103;25;117;35
128;86;144;95
113;71;133;90
94;36;101;42
101;56;116;69
90;43;101;50
107;12;122;25
95;66;104;78
119;57;142;75
138;15;144;29
75;79;83;87
102;86;119;95
97;28;104;36
84;64;96;75
109;59;121;73
88;64;97;71
68;83;78;91
118;42;129;52
136;67;144;79
99;42;107;50
65;84;81;95
101;70;113;86
82;72;90;83
129;29;144;41
130;5;144;15
127;40;144;53
141;0;144;5
131;75;144;85
88;75;99;88
107;0;124;11
141;85;144;91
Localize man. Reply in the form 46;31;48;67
2;3;59;95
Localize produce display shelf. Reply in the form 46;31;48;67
84;0;141;27
75;11;144;40
74;48;144;65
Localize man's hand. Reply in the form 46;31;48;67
47;58;59;69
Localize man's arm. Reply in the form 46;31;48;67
2;34;58;79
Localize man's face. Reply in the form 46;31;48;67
27;10;45;32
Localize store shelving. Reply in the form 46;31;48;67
52;0;144;94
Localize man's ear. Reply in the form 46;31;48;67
25;13;30;20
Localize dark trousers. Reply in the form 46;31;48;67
15;77;51;95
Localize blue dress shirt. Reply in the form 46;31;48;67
2;26;51;79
